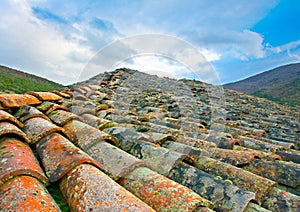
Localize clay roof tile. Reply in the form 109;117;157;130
0;109;23;128
22;117;64;144
0;137;48;186
0;176;60;211
26;91;63;101
36;133;102;183
0;94;41;108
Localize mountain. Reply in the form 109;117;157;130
0;65;64;93
224;63;300;107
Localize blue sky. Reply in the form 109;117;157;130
0;0;299;85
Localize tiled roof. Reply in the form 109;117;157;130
0;68;299;211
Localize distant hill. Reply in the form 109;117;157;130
0;65;64;94
224;63;300;107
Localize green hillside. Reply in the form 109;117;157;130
0;65;64;93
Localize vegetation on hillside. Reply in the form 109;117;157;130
224;63;300;107
0;65;64;93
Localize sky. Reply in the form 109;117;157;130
0;0;299;85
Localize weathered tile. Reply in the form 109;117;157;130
84;141;147;180
22;117;64;144
0;122;29;143
195;156;277;204
120;167;213;211
144;132;176;145
0;94;41;108
63;120;118;150
162;140;207;162
276;150;300;164
0;110;23;128
0;176;60;211
60;164;154;211
37;101;69;115
263;187;300;211
239;136;284;152
0;137;48;186
26;91;63;101
81;113;116;130
104;126;151;151
48;109;83;126
176;135;217;150
130;141;188;176
14;106;50;122
36;133;102;183
244;159;300;188
51;90;72;99
208;148;259;166
168;162;255;211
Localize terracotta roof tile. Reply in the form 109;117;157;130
195;155;277;204
14;106;50;122
85;141;148;180
22;117;64;144
0;94;41;108
36;101;69;115
244;159;300;188
0;109;23;128
60;164;155;211
63;120;118;149
48;109;83;126
0;69;299;211
0;122;30;143
120;166;214;211
0;176;60;211
36;133;102;183
168;162;255;211
26;91;63;101
0;137;48;186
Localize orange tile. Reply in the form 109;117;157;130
0;109;23;128
26;92;63;101
120;167;213;211
0;137;48;186
36;133;103;183
22;117;64;144
0;176;60;211
60;164;154;211
0;94;41;108
0;122;30;143
63;120;118;150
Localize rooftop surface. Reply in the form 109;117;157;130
0;68;299;211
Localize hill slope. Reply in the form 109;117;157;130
0;65;64;93
224;63;300;107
